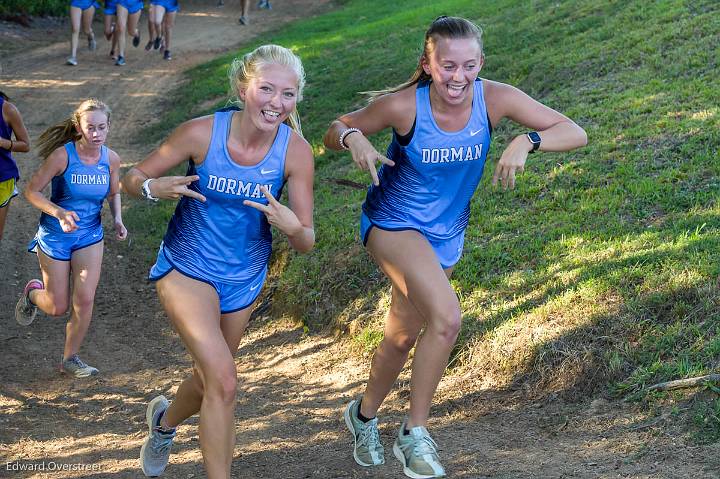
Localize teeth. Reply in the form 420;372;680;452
262;110;280;117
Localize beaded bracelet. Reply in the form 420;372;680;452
339;127;361;150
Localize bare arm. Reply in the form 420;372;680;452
244;132;315;253
121;117;211;202
107;149;127;240
2;102;30;153
323;89;416;185
24;147;79;232
484;80;588;189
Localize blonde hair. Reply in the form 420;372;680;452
365;16;483;100
37;98;111;160
227;44;306;137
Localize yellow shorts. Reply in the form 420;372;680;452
0;178;18;208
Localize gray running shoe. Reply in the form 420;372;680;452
140;395;176;477
61;354;99;378
88;34;96;51
238;15;248;25
115;55;126;66
392;420;446;478
15;279;43;326
66;56;78;66
344;398;384;466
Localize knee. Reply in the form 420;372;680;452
44;294;69;316
203;367;237;405
73;290;96;313
428;307;462;344
382;333;418;356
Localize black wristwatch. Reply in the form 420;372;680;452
526;131;541;153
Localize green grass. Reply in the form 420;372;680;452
0;0;66;16
124;0;720;439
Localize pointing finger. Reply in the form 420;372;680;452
378;155;395;167
260;186;278;205
243;200;270;213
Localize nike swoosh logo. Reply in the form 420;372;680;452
250;284;260;291
470;129;483;136
260;169;277;175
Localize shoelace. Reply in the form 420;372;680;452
150;429;175;455
412;434;439;457
358;422;381;449
67;355;88;369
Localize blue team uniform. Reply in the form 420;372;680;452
28;142;110;261
70;0;101;10
149;110;290;313
150;0;180;13
361;79;492;268
104;0;118;15
117;0;143;14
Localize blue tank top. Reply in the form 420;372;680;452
362;79;491;240
162;110;290;284
0;97;19;182
40;142;110;232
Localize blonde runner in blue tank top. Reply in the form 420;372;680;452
153;109;290;285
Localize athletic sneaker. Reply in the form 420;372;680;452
115;55;126;66
60;354;99;378
140;395;176;477
15;279;43;326
163;50;171;61
132;33;140;48
257;0;271;9
393;421;446;478
217;0;224;5
153;36;162;50
88;34;96;51
344;398;384;466
144;40;153;51
238;15;248;25
66;56;78;66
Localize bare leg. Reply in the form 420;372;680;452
155;271;254;479
146;4;157;49
63;241;103;359
29;249;71;317
69;6;82;58
239;0;250;24
115;5;128;58
81;6;96;49
126;9;142;46
361;228;461;428
162;11;176;53
0;202;9;240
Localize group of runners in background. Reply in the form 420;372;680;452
4;14;587;479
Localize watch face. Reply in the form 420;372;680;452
528;131;541;144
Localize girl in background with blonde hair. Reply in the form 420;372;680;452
15;98;127;379
123;44;314;478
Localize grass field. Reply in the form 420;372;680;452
127;0;720;441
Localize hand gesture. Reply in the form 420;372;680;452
58;209;80;233
346;133;395;186
114;220;128;241
492;135;529;190
150;175;207;202
243;186;303;237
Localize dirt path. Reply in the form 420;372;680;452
1;2;719;478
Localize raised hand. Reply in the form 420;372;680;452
345;133;395;186
149;175;207;202
243;186;303;237
492;135;529;190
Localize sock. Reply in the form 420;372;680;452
155;409;176;434
356;399;374;423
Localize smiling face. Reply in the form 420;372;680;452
76;110;110;147
422;36;483;106
239;63;299;133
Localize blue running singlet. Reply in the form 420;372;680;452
28;142;110;260
0;97;19;183
40;142;111;232
117;0;143;14
362;79;492;242
155;110;290;286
